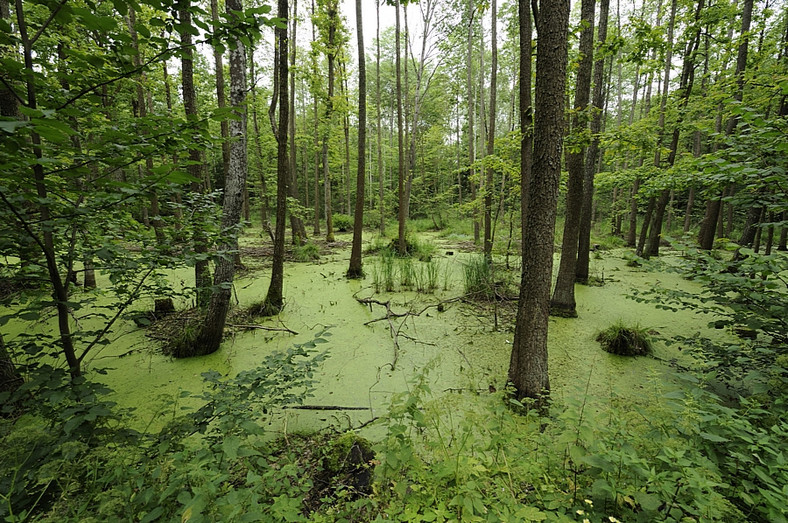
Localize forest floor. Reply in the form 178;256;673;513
7;228;724;437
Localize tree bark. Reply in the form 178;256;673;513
509;0;570;405
179;2;212;307
188;0;249;356
376;0;385;236
467;0;478;247
396;0;407;255
551;0;595;313
577;0;610;282
288;0;307;244
262;0;291;315
483;0;499;259
347;0;366;278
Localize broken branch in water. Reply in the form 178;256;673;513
227;323;298;335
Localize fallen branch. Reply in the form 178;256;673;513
285;405;370;411
227;323;298;335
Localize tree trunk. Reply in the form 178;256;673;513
778;212;787;251
466;0;478;246
321;1;338;243
262;0;291;315
509;0;570;405
311;0;321;236
396;0;406;255
250;51;272;239
577;0;609;283
210;0;231;187
187;0;249;356
519;0;533;238
179;3;212;307
376;0;385;236
483;0;499;259
347;0;366;279
288;0;307;244
551;0;594;313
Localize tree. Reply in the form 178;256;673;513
551;0;595;316
261;0;291;315
576;0;609;278
318;0;340;243
483;0;499;259
179;0;212;307
347;0;366;279
508;0;570;404
187;0;250;356
396;0;407;255
289;0;308;245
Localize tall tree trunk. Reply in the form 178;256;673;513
519;0;533;237
483;0;499;259
210;0;231;186
396;0;407;255
347;0;366;278
551;0;595;313
321;0;338;243
262;0;290;315
509;0;569;405
188;0;249;356
288;0;307;244
646;0;704;258
311;0;321;236
250;51;272;240
179;3;212;307
576;0;610;282
376;0;385;236
467;0;478;246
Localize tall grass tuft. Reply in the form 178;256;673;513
463;255;494;298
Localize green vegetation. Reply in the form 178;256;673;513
595;321;653;356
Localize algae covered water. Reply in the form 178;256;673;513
2;232;719;434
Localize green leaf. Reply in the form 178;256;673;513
221;435;241;460
635;491;661;512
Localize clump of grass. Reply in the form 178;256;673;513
293;241;320;262
425;260;438;292
364;236;389;254
596;321;653;356
463;255;493;298
399;257;414;288
386;236;436;261
380;249;395;291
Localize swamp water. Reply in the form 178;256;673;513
3;232;723;436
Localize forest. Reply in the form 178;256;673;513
0;0;786;520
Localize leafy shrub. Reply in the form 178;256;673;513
362;209;381;230
595;321;653;356
332;214;353;232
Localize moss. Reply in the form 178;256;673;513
596;321;653;356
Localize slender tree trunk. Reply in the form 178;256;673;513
778;212;787;251
551;0;594;312
288;0;307;244
509;0;570;405
483;0;499;259
321;1;338;243
396;0;406;255
467;0;478;246
179;3;211;307
311;0;321;236
347;0;366;278
577;0;609;282
188;0;249;356
376;0;385;236
250;52;272;239
262;0;291;315
211;0;231;185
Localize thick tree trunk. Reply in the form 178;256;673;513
347;0;366;279
187;0;249;356
509;0;570;405
518;0;532;238
551;0;594;313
